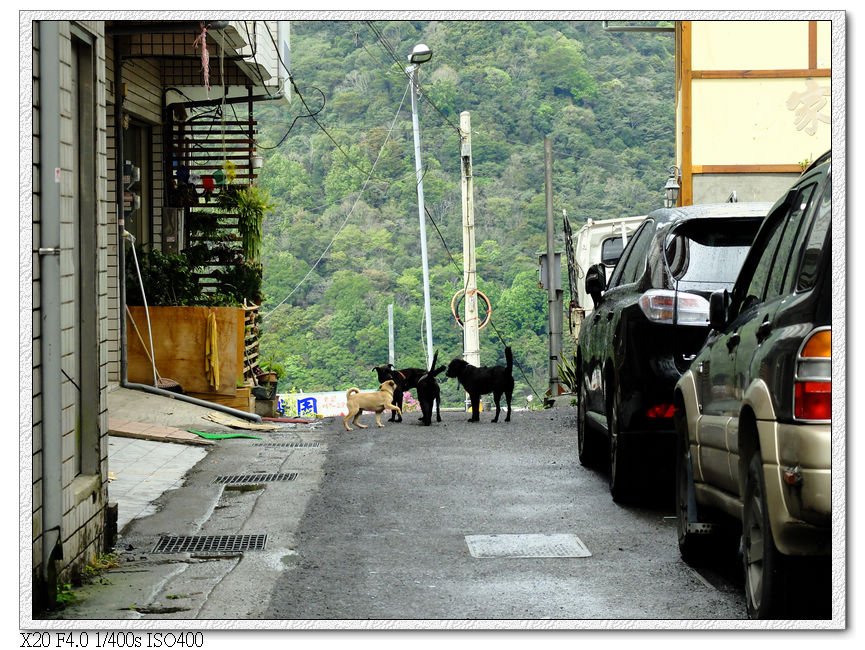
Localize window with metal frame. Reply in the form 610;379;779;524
765;183;817;301
609;221;653;288
796;178;832;292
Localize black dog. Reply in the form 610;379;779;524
446;346;514;423
372;363;427;422
415;351;446;426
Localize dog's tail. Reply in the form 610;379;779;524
346;387;361;399
505;346;513;374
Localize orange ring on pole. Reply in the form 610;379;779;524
451;289;492;330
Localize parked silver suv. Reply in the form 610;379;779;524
673;152;832;619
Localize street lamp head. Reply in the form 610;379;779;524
664;166;681;208
408;43;433;65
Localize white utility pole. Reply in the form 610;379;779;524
460;111;481;370
408;61;435;369
388;303;395;367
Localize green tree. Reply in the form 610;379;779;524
252;20;675;392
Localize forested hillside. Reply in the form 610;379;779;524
253;19;675;405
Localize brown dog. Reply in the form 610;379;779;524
343;380;402;431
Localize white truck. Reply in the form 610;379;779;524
563;214;646;344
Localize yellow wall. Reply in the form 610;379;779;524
692;21;810;70
817;21;832;68
677;19;834;204
692;77;831;165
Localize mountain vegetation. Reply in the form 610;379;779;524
253;19;675;406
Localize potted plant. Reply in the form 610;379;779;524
256;359;284;385
219;183;275;263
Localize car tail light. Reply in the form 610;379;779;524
646;403;676;419
638;290;710;325
794;328;831;421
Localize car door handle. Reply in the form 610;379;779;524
726;332;741;352
756;318;772;343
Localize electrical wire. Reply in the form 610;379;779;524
245;22;543;397
422;204;543;402
364;21;463;139
260;82;411;321
256;86;326;151
257;24;376;179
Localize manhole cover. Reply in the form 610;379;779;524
152;534;267;554
465;533;592;559
213;472;298;485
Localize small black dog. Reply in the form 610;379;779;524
446;347;514;423
372;362;427;422
415;350;446;426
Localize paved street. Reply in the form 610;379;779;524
264;406;746;621
51;400;750;626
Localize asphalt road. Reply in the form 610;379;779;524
264;405;747;621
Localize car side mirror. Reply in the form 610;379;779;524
709;290;729;330
585;263;606;308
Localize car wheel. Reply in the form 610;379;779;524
608;388;632;502
743;449;787;619
577;375;601;467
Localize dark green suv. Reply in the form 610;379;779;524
673;152;833;619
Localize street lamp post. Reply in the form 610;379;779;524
407;43;435;369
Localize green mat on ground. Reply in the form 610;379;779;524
188;429;261;440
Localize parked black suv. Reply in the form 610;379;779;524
673;152;832;619
576;202;771;502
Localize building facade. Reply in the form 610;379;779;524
31;19;111;613
675;19;833;205
29;16;289;612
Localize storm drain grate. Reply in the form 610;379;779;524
213;472;298;485
152;534;267;554
253;442;321;449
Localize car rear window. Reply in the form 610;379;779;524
663;217;764;293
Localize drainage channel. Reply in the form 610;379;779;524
253;442;321;449
152;534;268;554
213;472;299;485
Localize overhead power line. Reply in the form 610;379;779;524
261;83;411;321
364;21;463;139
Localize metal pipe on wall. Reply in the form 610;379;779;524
115;37;128;389
37;19;65;604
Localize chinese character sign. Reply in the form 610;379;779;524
787;79;830;136
297;397;318;417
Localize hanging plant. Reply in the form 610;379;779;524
219;183;275;263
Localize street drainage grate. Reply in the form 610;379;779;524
152;534;267;554
213;472;298;485
253;442;321;448
465;533;592;559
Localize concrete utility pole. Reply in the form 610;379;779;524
460;112;481;371
544;137;563;398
